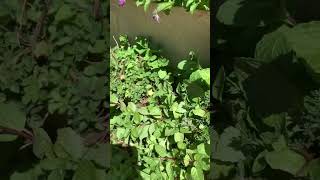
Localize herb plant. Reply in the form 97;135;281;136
110;36;210;179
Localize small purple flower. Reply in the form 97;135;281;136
118;0;126;7
152;13;160;23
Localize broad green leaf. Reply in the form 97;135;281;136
190;69;210;86
252;150;267;173
40;158;71;170
307;158;320;180
193;106;206;117
191;167;204;180
0;102;26;142
265;149;306;175
127;102;137;112
216;0;283;26
84;143;109;168
33;128;54;159
155;144;167;157
284;21;320;82
54;128;85;160
55;5;74;23
72;161;97;180
255;25;291;62
197;143;209;157
174;132;184;142
158;70;167;79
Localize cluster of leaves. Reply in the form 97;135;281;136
212;0;320;179
110;36;210;179
0;0;111;179
134;0;210;14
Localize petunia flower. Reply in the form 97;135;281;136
118;0;126;7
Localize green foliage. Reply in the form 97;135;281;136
0;0;109;179
135;0;210;14
110;36;210;179
213;0;320;179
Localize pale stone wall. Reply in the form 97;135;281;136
110;0;210;67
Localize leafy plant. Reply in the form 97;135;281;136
110;36;210;179
0;0;110;179
212;0;320;179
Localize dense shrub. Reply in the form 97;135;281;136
110;36;210;179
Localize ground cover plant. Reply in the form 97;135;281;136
0;0;111;179
212;0;320;179
110;35;210;179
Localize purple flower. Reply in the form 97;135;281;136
118;0;126;7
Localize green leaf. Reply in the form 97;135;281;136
255;25;291;62
190;69;210;86
177;141;187;149
72;161;97;180
265;149;306;175
55;5;74;23
216;0;282;26
252;150;267;173
156;1;174;12
48;170;64;180
193;106;206;117
158;70;167;79
33;128;54;159
110;94;118;106
191;167;204;180
127;102;137;112
0;102;26;142
84;143;109;168
190;3;199;14
307;158;320;180
155;144;167;157
40;158;71;170
284;21;320;82
34;41;50;58
144;0;151;12
174;132;184;142
54;128;85;160
197;143;209;157
212;66;225;101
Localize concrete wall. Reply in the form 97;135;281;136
110;0;210;67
